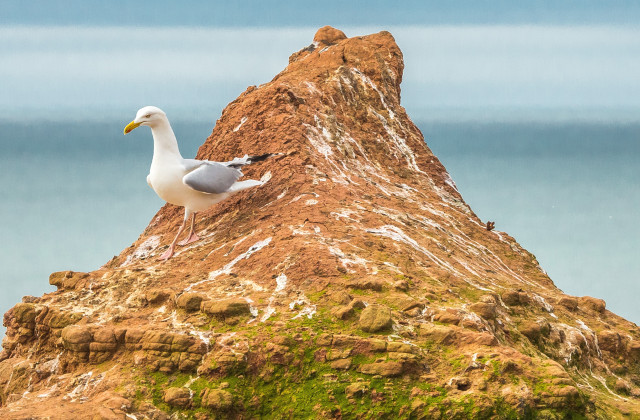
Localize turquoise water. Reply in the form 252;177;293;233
1;121;638;338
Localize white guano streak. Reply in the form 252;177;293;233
367;225;492;291
367;225;462;276
185;237;272;291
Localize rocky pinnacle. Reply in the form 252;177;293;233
2;26;639;419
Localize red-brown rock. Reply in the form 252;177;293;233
0;25;637;418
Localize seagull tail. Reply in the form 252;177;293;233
227;179;264;192
226;153;281;169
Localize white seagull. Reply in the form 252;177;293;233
124;106;275;260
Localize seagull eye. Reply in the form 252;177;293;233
145;114;151;118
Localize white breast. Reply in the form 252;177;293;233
149;161;189;206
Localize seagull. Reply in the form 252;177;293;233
124;106;275;260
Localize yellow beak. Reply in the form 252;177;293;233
124;120;141;134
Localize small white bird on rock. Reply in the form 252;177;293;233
124;106;275;260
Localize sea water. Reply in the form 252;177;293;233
1;120;638;337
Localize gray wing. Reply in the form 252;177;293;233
182;160;242;194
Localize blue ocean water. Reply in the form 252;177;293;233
1;120;638;338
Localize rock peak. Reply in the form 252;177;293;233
2;28;640;418
313;25;347;45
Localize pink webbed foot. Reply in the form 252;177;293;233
178;232;200;246
158;246;175;261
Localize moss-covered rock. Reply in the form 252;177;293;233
201;388;233;410
163;387;191;407
359;361;403;377
11;303;36;325
345;382;369;398
201;299;250;318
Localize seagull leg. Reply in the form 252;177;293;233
178;212;200;246
159;210;190;260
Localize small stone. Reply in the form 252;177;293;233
331;305;355;320
316;333;333;347
350;299;366;310
328;290;352;305
163;387;191;407
469;302;496;320
220;382;230;389
176;293;204;312
201;389;233;410
387;352;418;361
615;379;631;394
628;341;640;359
432;309;461;325
359;361;404;377
419;374;437;383
330;358;352;370
519;321;542;341
410;398;427;418
94;391;133;412
313;26;347;45
49;270;88;290
201;299;250;318
557;296;578;311
405;308;422;317
597;330;622;352
11;303;36;325
61;325;93;352
448;376;471;391
501;290;530;306
359;305;392;333
345;382;369;399
347;278;384;292
579;296;606;313
387;342;414;354
479;294;497;304
394;279;409;291
145;290;170;305
552;378;574;386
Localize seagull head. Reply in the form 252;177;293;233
124;106;167;134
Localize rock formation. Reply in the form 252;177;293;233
2;26;640;419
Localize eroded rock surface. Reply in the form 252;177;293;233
2;26;640;419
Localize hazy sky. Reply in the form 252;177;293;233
3;0;640;26
2;25;640;122
1;1;640;121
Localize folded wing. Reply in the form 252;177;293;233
182;160;242;194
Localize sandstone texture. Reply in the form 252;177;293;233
2;27;640;419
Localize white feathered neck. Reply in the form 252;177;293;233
150;117;183;163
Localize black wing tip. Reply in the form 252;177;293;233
248;153;281;163
227;153;282;169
